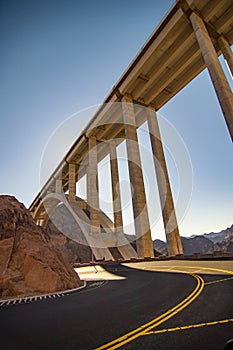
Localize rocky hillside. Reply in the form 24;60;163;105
46;204;128;262
0;195;83;299
213;229;233;253
124;234;160;257
181;236;213;255
45;204;92;264
196;225;233;253
153;239;167;255
153;224;233;255
203;224;233;243
153;236;214;255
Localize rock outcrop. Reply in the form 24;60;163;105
0;195;83;299
214;232;233;253
45;204;93;264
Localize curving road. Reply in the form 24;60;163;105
0;261;233;350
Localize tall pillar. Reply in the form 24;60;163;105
55;172;63;194
190;11;233;141
218;36;233;77
87;136;100;236
68;163;76;201
109;140;124;236
122;95;154;258
147;106;183;256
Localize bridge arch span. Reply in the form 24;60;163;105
33;193;137;261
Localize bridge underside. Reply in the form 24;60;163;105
30;0;233;261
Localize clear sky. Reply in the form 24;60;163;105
1;0;232;240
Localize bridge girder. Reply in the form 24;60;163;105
30;0;233;260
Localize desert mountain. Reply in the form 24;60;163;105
203;224;233;243
154;224;233;255
154;235;214;255
213;225;233;253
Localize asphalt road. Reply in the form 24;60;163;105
0;262;233;350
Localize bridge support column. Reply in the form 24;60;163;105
87;136;101;237
55;172;63;194
190;11;233;141
147;106;183;256
122;95;154;258
68;163;76;201
218;36;233;77
56;179;63;193
109;140;124;237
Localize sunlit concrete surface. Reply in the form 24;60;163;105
75;265;126;281
75;260;233;282
124;260;233;275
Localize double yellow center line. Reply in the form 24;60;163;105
145;318;233;335
96;273;204;350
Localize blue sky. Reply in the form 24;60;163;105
1;0;232;239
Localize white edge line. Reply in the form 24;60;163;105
0;281;87;304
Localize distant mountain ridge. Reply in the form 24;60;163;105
153;224;233;255
202;224;233;243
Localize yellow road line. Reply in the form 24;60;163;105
127;264;233;276
205;276;233;285
96;264;233;350
145;318;233;335
140;275;204;333
189;266;233;276
95;274;204;350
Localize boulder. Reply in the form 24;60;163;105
0;195;83;298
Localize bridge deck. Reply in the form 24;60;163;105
30;0;233;212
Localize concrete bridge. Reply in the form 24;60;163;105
29;0;233;261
